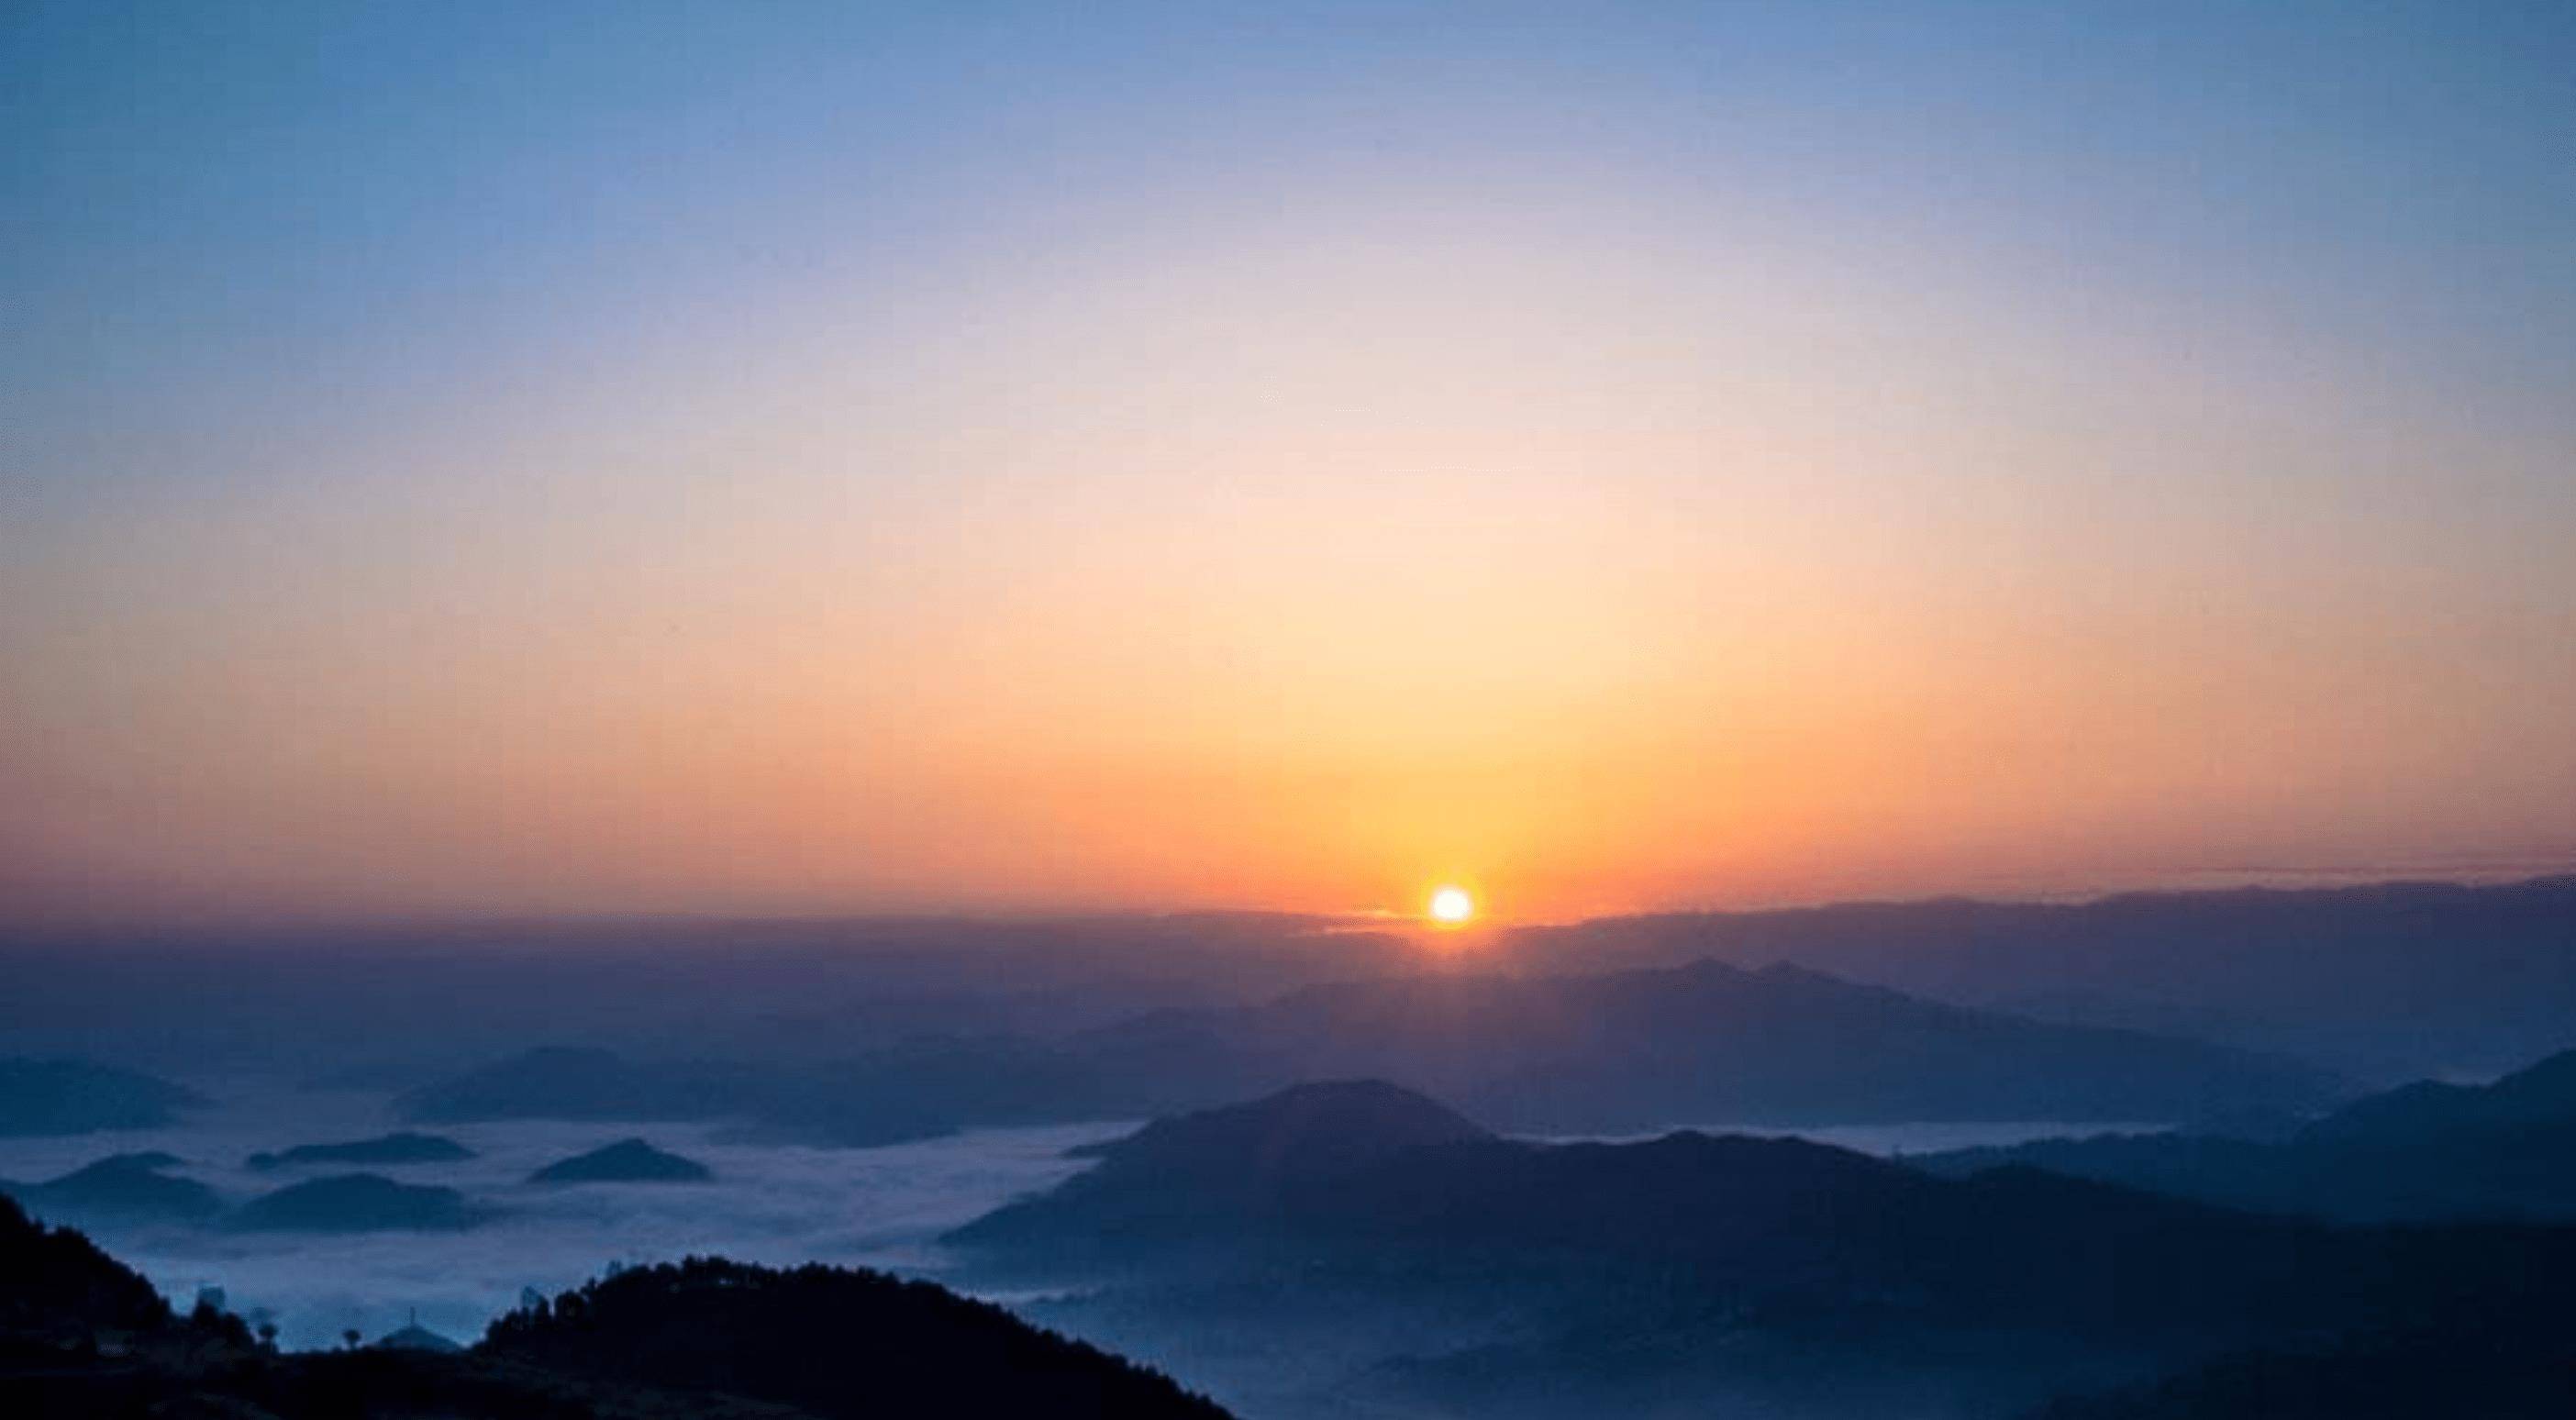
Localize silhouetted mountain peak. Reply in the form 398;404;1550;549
2;1148;225;1228
248;1131;476;1170
229;1172;490;1232
529;1137;713;1184
374;1320;463;1352
1083;1079;1494;1183
63;1150;185;1176
1914;1040;2576;1223
2488;1046;2576;1106
2304;1044;2576;1146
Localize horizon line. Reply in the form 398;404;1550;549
5;863;2571;945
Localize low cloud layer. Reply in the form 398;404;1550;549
0;1082;1120;1348
0;1078;2160;1359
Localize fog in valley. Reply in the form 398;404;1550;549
11;882;2576;1417
0;1084;1117;1352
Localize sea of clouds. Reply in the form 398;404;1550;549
0;1081;2159;1354
0;1082;1125;1349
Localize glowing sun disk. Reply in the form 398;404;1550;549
1428;886;1475;923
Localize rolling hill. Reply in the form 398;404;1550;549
0;1193;1230;1418
1911;1042;2576;1221
1062;959;2341;1132
951;1080;2576;1418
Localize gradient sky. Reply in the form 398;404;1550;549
5;1;2573;925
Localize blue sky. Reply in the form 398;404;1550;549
4;2;2572;920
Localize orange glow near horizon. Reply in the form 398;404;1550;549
5;42;2574;929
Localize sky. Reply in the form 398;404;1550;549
4;1;2572;925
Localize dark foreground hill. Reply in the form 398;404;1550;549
0;1059;203;1137
950;1080;2576;1419
2027;1317;2576;1420
0;1193;1229;1419
0;1194;173;1339
483;1258;1230;1418
1912;1043;2576;1221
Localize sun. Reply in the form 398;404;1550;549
1427;886;1475;925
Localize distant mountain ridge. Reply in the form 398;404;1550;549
1063;958;2339;1132
400;1046;785;1125
1913;1042;2576;1220
2302;1047;2576;1142
1502;875;2576;1079
11;877;2564;1090
403;959;2336;1144
396;1045;961;1147
0;1058;203;1137
248;1132;476;1170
